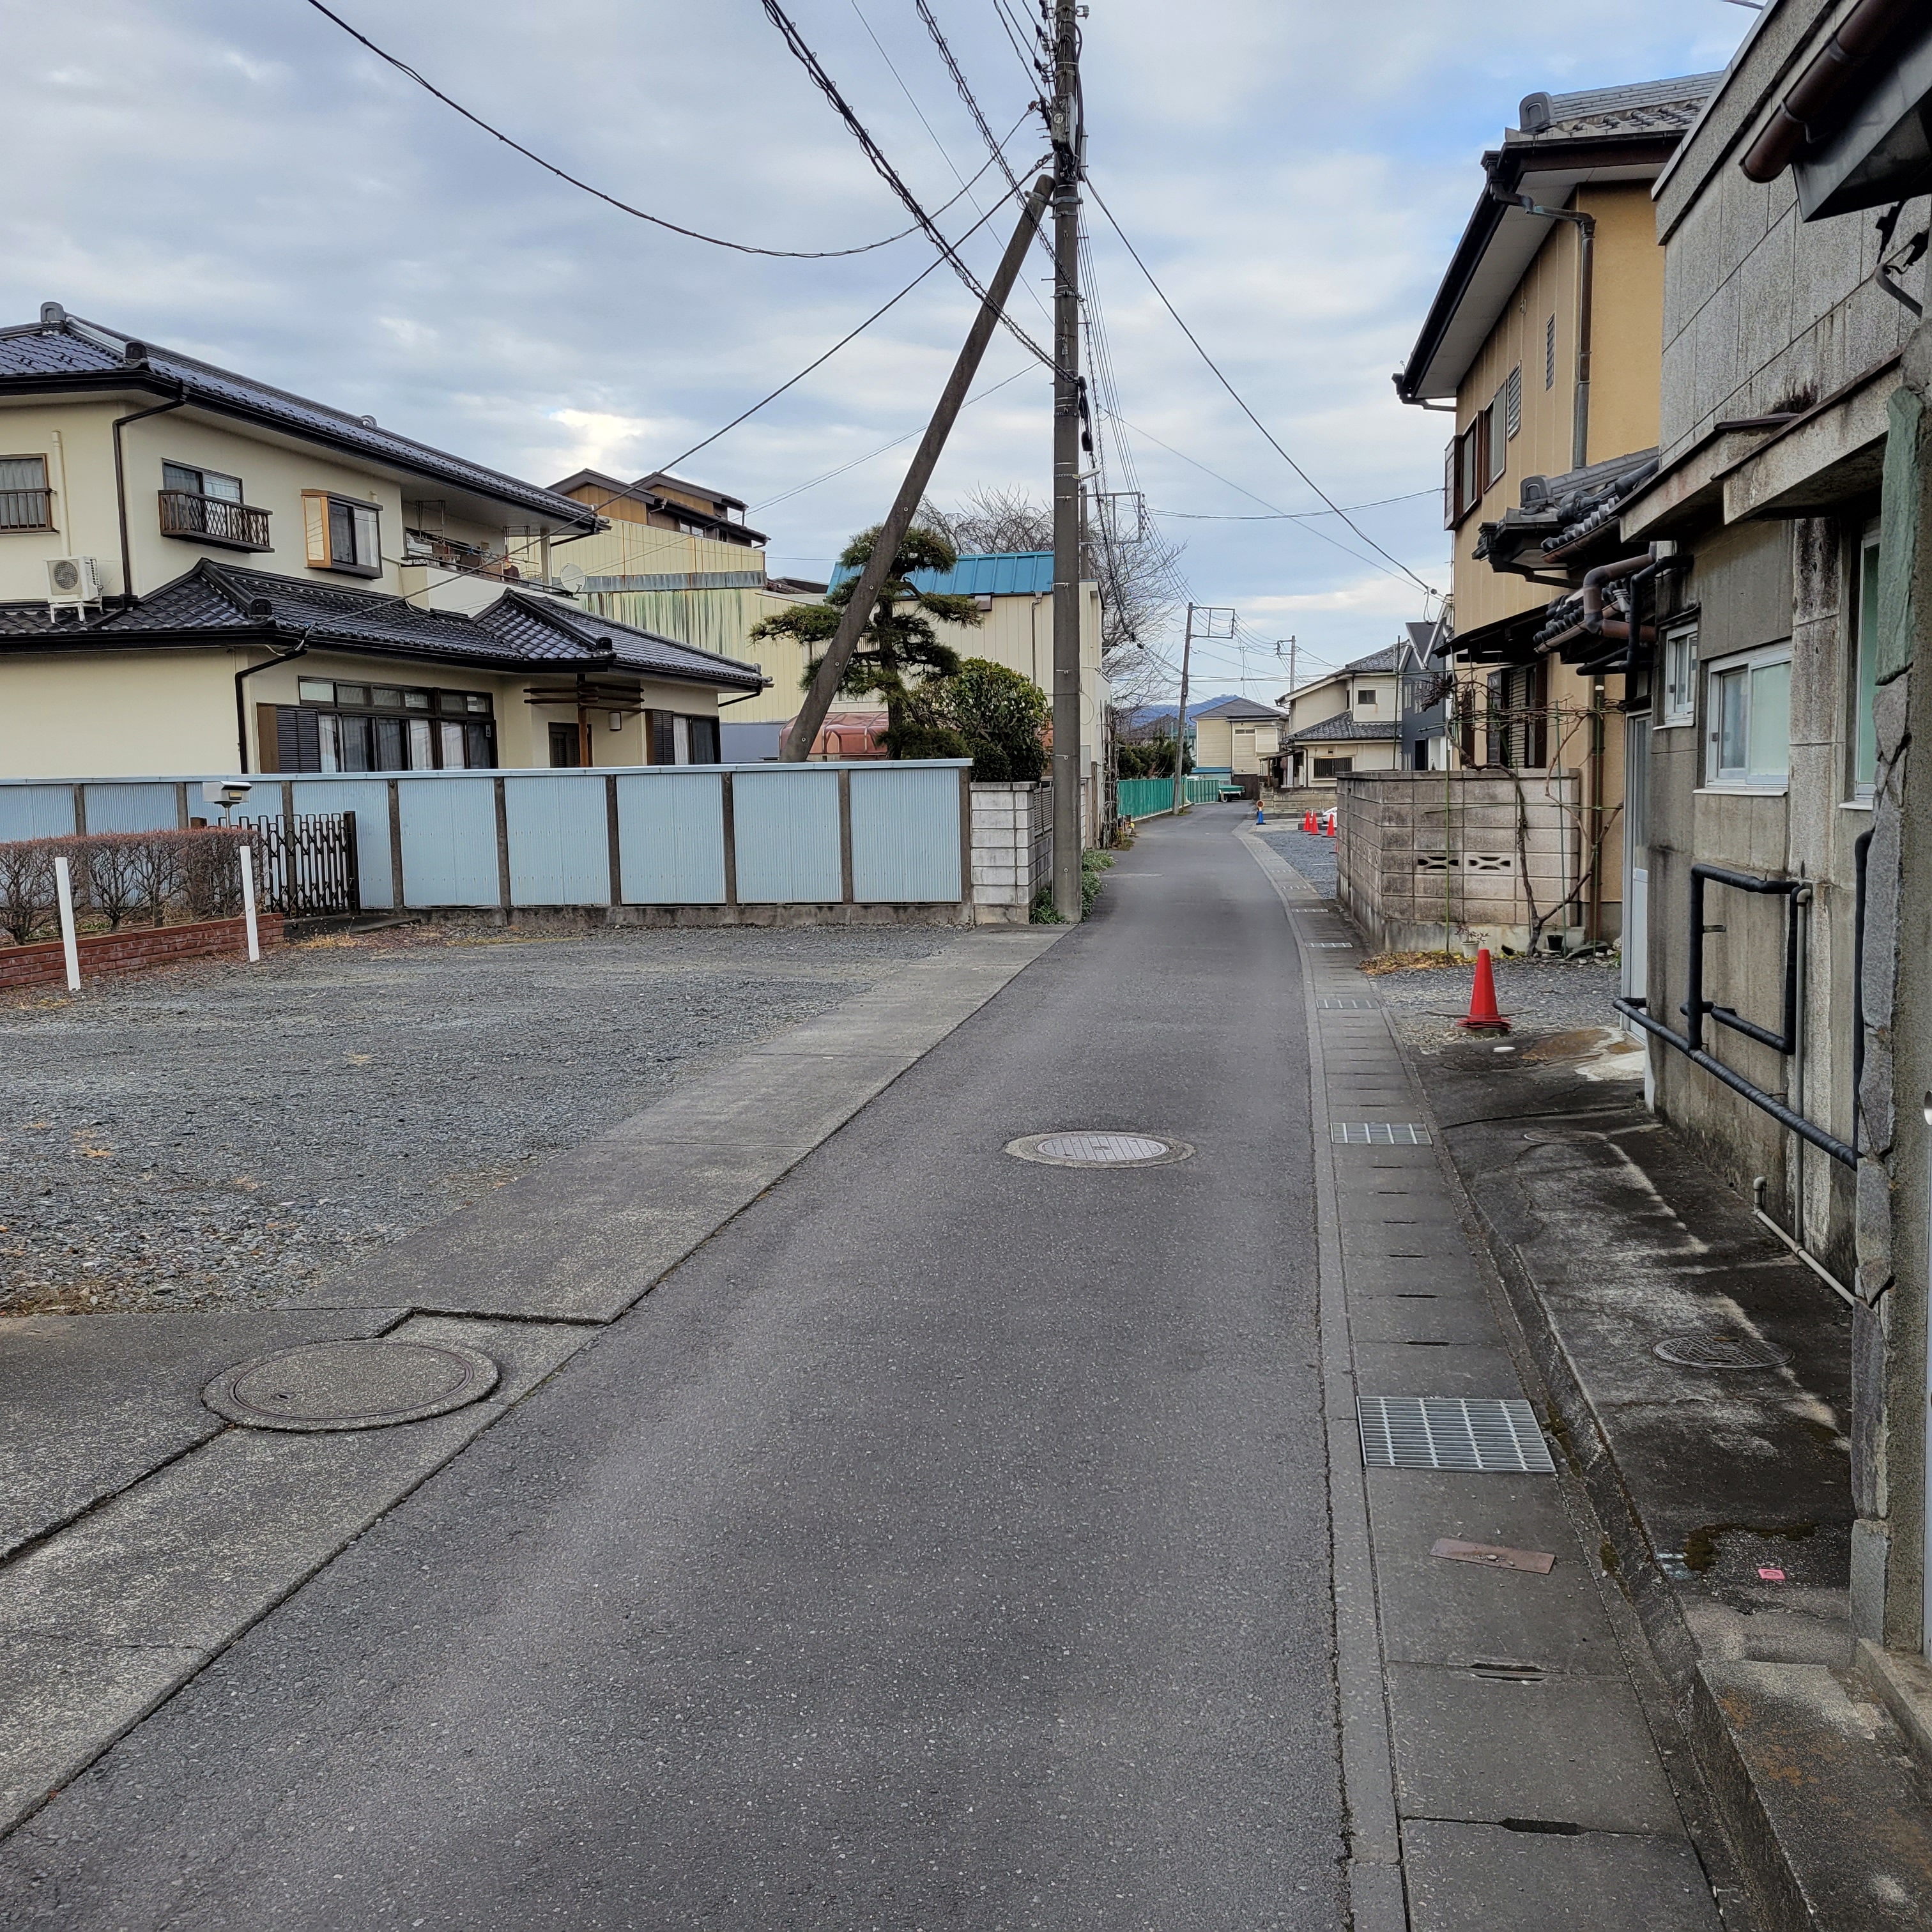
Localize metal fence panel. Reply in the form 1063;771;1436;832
0;785;79;842
733;769;841;903
505;775;609;907
82;782;180;834
616;772;725;904
284;778;396;908
397;776;499;908
850;767;960;901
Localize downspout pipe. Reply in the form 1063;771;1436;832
234;618;311;775
1491;188;1594;468
110;371;187;607
1741;0;1917;184
1580;547;1666;644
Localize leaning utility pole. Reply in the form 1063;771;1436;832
1170;602;1197;818
1049;0;1083;918
781;175;1055;762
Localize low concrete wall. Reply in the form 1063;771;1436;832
970;782;1051;924
1336;769;1583;955
0;913;286;988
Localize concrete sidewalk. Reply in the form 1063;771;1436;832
1410;1032;1932;1931
1242;831;1742;1931
0;925;1060;1841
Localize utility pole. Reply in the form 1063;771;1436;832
780;176;1055;761
1170;603;1196;818
1050;0;1083;919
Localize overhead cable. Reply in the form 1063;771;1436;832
916;1;1026;193
758;0;1052;366
1158;488;1439;521
1083;174;1440;597
297;0;1007;259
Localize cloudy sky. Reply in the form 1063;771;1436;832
1;0;1754;696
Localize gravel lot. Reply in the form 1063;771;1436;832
1;921;949;1317
1366;949;1624;1050
1254;822;1338;896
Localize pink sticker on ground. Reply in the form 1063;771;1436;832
1757;1567;1786;1582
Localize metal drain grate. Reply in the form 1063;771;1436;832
1654;1334;1791;1370
1319;997;1376;1009
1358;1397;1555;1473
1005;1131;1193;1169
1332;1122;1432;1146
1307;942;1357;949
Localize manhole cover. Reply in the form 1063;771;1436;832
1653;1334;1791;1371
204;1339;500;1431
1005;1131;1193;1168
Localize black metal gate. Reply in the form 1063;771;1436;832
239;811;361;918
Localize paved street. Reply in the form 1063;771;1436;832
0;809;1343;1928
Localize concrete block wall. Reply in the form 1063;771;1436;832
1336;769;1581;955
970;782;1051;924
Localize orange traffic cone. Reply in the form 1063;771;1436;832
1303;809;1314;834
1457;947;1510;1034
1325;810;1337;838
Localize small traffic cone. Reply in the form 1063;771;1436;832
1325;810;1337;838
1457;947;1510;1034
1303;809;1314;834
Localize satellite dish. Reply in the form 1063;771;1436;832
557;562;586;594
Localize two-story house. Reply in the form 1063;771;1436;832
1396;72;1719;947
0;308;765;779
1188;696;1284;797
1278;647;1403;790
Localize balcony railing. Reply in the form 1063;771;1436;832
158;489;273;551
0;487;52;530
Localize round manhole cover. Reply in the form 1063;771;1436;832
1653;1334;1791;1371
204;1339;500;1432
1005;1131;1193;1169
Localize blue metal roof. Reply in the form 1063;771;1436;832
829;551;1055;598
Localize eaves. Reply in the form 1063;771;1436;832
0;370;600;535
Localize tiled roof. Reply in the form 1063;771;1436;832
1515;75;1720;143
1287;711;1400;744
0;315;597;531
1342;646;1400;675
0;563;767;690
1192;696;1284;721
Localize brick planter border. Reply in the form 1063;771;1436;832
0;914;286;990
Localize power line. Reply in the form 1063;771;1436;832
571;181;1038;522
758;0;1052;367
916;1;1026;194
1157;488;1439;521
990;0;1048;91
296;0;998;260
1082;173;1440;597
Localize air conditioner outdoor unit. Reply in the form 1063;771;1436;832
46;555;105;619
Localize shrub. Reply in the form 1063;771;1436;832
0;841;54;946
0;829;249;946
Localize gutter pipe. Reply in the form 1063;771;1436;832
1742;0;1917;183
234;622;312;776
110;376;187;607
1492;188;1595;469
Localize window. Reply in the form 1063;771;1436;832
1852;525;1880;797
1545;315;1556;390
162;461;242;503
1485;397;1506;488
302;489;382;577
1661;621;1698;725
1447;415;1489;525
0;454;52;531
1705;647;1791;786
1356;688;1378;709
262;681;494;772
1503;365;1522;440
1312;756;1354;779
548;722;583;768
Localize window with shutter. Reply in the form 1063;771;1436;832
303;490;330;566
1503;367;1522;440
1545;316;1556;389
1444;438;1456;530
1485;399;1505;487
302;490;383;576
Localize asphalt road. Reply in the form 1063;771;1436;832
0;807;1340;1929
